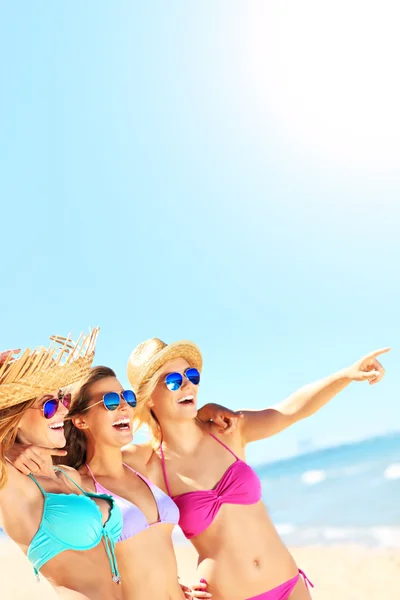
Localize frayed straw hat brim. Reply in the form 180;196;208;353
0;328;99;409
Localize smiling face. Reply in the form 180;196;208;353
17;390;69;448
149;358;200;424
72;376;135;448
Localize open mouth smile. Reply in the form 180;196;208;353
48;421;64;431
112;417;131;431
176;395;195;405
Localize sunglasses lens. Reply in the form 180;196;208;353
122;390;137;408
185;368;200;386
62;394;72;410
165;372;183;391
103;392;120;411
43;399;59;419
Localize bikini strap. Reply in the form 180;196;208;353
209;433;239;459
159;442;173;497
54;467;89;495
298;569;314;589
85;462;98;486
28;473;47;496
121;461;150;485
121;462;137;476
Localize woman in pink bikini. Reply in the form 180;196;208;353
126;338;389;600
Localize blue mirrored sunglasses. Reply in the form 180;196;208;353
84;390;137;412
164;368;201;391
30;393;71;419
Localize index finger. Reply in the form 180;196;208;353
36;447;68;456
365;347;391;359
212;415;228;429
223;418;237;434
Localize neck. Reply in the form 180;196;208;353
160;417;205;455
85;442;125;478
39;453;58;478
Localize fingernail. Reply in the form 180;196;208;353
200;578;208;584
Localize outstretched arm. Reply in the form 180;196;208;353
239;348;390;444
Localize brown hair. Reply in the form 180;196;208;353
60;366;116;470
0;397;37;489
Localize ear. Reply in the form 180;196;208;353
146;398;154;409
72;415;89;430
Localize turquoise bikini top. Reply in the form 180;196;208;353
27;468;123;583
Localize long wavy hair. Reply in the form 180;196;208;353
131;370;166;449
60;366;117;470
0;397;37;489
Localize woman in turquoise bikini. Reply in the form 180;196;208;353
0;330;124;600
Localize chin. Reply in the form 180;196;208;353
47;432;67;448
183;406;198;420
48;438;66;449
112;431;134;444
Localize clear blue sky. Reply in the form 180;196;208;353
1;2;399;464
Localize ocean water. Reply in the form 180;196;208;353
253;432;400;547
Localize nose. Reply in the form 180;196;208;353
180;376;194;392
117;395;133;412
119;402;134;415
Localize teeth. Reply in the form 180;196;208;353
112;418;130;426
177;395;194;404
49;422;64;430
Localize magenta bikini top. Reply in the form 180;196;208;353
85;462;180;542
160;434;262;539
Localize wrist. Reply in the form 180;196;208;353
336;367;353;382
197;404;211;422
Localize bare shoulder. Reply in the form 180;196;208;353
123;442;166;486
207;422;245;457
122;442;154;469
0;462;34;498
0;464;39;532
56;464;84;487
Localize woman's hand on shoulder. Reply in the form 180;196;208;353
5;443;67;475
197;403;244;435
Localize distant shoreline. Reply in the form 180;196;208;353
252;430;400;468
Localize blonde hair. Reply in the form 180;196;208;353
132;371;163;448
0;397;37;489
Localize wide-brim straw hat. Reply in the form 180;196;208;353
0;327;99;410
127;338;203;394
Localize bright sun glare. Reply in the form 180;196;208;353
243;1;400;171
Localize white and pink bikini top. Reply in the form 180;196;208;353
85;462;180;542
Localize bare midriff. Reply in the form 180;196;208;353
39;545;123;600
116;523;186;600
192;501;299;600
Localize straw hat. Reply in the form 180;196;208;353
0;328;99;410
127;338;203;393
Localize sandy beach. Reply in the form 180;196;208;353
1;537;399;599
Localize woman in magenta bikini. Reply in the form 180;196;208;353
127;338;389;600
